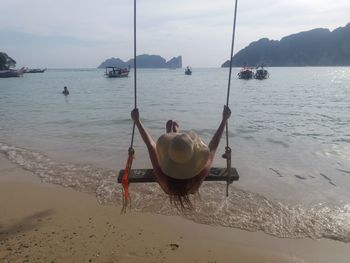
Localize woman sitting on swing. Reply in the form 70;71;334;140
131;105;231;209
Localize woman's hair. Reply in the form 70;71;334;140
163;175;201;210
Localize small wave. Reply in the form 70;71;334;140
1;142;350;242
73;119;131;128
291;132;323;140
266;138;289;148
192;128;235;138
334;138;350;143
43;120;77;125
0;142;115;193
275;112;300;117
235;128;258;135
242;135;255;141
57;132;101;139
317;113;343;123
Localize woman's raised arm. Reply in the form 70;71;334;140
208;105;231;156
131;108;169;192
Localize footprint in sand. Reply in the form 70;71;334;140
169;243;179;250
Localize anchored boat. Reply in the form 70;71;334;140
0;67;25;78
238;67;253;79
254;65;269;80
184;66;192;75
105;67;130;78
25;68;46;73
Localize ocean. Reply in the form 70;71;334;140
0;67;350;242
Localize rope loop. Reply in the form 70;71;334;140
222;146;231;160
128;147;135;156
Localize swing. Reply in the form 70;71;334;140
118;167;239;183
118;0;240;205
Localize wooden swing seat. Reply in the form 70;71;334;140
118;167;239;183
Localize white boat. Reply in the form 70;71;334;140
254;65;269;80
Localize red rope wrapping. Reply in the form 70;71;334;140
121;152;134;212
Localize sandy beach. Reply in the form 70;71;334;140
0;153;349;263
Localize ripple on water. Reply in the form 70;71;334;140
266;138;290;148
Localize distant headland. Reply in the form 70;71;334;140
98;54;182;69
222;22;350;67
0;52;16;70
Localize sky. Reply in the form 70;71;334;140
1;0;350;68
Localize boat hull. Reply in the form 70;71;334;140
254;69;269;80
0;69;24;78
104;67;130;78
238;69;253;79
26;68;46;73
184;67;192;75
107;72;129;78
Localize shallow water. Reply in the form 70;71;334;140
1;67;350;241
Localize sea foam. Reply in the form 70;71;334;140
1;142;350;242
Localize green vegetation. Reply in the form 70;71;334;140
0;52;16;70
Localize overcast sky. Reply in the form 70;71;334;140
1;0;349;68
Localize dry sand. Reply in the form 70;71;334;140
0;154;349;263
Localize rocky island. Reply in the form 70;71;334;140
98;54;182;69
222;22;350;67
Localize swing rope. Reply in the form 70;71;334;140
224;0;239;197
121;0;138;213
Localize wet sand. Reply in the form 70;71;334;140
0;154;349;263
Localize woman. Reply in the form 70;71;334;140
131;105;231;209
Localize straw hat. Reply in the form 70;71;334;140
156;131;209;180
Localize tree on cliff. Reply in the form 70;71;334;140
0;52;16;70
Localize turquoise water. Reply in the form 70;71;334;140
1;67;350;241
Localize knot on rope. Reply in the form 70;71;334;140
121;147;135;213
222;146;232;160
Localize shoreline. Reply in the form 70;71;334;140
1;153;350;262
